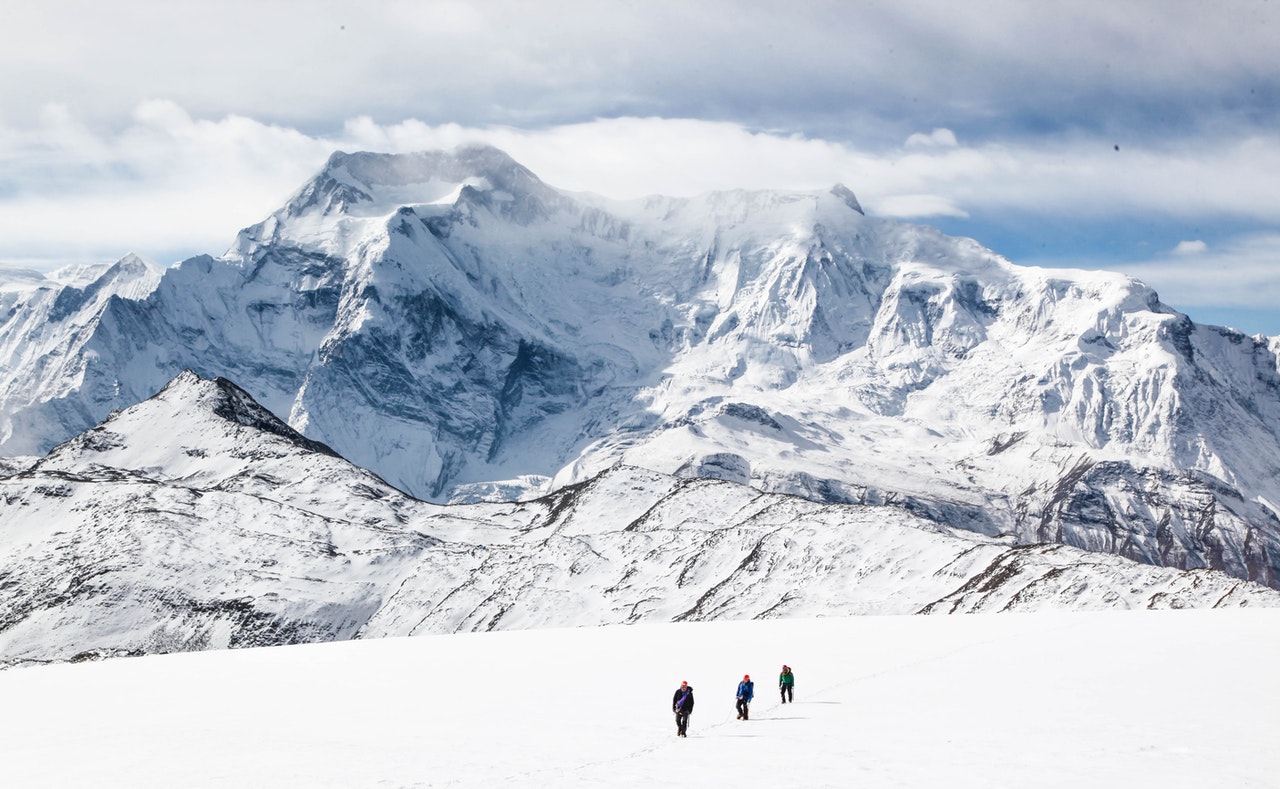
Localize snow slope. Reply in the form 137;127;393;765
1;146;1279;590
0;611;1275;788
1;371;1274;667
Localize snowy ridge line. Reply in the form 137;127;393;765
1;145;1279;591
0;371;1277;667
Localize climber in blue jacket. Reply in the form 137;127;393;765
735;674;754;720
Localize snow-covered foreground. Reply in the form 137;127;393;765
2;611;1276;788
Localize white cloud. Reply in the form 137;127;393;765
0;2;1273;330
872;194;970;219
0;102;331;266
1119;233;1280;310
333;118;1280;225
905;129;959;148
1;1;1277;144
1172;240;1208;255
1;107;1278;274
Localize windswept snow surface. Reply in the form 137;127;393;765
0;611;1276;788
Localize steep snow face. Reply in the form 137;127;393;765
1;146;1279;589
0;253;166;456
0;372;1274;667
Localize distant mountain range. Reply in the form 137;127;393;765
1;144;1278;598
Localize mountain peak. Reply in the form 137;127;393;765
830;183;864;215
114;252;162;272
286;145;564;220
36;371;340;483
99;252;165;292
324;144;523;185
156;371;339;457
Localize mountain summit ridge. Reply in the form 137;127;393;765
1;146;1278;588
281;145;567;223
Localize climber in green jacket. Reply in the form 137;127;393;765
779;664;795;703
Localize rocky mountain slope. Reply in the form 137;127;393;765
0;372;1274;667
1;146;1278;589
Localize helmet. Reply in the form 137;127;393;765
743;674;750;680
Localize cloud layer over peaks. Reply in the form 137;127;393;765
3;1;1278;143
1;2;1276;333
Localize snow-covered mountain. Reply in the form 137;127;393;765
0;372;1274;667
1;145;1279;590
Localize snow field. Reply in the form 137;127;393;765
1;610;1276;788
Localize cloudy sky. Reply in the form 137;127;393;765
3;0;1278;333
